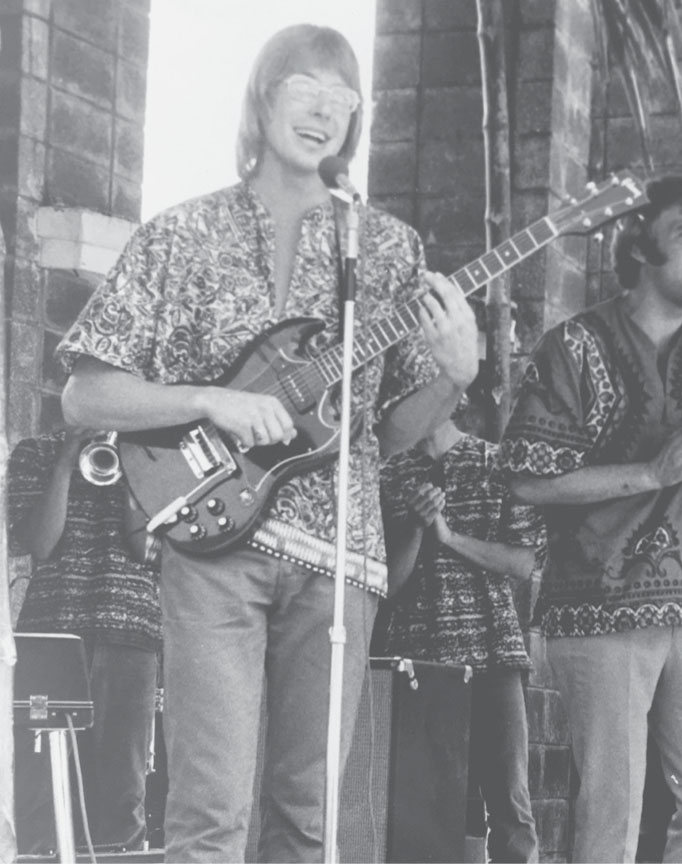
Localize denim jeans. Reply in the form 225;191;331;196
469;668;538;863
78;639;157;849
14;639;157;853
160;545;377;863
548;626;682;863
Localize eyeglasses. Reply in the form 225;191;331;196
283;74;361;114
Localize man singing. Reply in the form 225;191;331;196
57;24;479;863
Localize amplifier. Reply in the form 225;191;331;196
247;657;472;863
13;633;94;730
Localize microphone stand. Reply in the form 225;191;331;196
324;192;360;864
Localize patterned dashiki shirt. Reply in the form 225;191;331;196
57;182;439;597
380;435;546;669
498;294;682;637
8;432;162;651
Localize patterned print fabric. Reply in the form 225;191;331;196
498;295;682;637
57;183;438;595
380;435;546;669
8;433;161;650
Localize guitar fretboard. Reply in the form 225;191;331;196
313;215;557;386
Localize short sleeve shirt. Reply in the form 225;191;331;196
498;295;682;637
380;435;546;669
57;183;438;596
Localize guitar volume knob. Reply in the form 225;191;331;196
180;505;198;522
189;523;207;541
217;516;235;533
206;497;225;515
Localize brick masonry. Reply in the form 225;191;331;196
1;0;149;451
1;0;149;620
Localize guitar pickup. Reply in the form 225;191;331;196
180;425;237;479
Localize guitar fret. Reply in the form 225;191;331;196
367;331;383;354
513;230;537;254
403;301;421;327
315;355;335;385
385;317;401;339
497;239;520;263
481;250;504;276
466;263;487;285
393;308;411;333
529;218;556;244
452;269;476;293
317;352;333;380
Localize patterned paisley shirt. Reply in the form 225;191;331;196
379;435;546;669
57;182;438;597
498;295;682;637
9;433;161;651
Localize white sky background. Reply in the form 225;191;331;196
142;0;376;220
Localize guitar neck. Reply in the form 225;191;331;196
314;215;559;386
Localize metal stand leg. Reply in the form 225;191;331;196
48;730;76;863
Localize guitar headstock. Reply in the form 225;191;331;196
551;170;648;236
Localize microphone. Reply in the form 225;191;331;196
318;156;362;203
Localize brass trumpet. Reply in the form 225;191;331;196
79;431;122;486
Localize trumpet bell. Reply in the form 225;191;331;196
79;432;122;486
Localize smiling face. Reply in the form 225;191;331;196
259;67;355;181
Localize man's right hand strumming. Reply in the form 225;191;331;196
200;388;296;450
63;356;296;448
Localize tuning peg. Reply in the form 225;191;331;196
586;181;597;193
593;231;604;242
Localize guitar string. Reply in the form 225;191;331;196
214;199;627;412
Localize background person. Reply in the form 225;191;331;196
498;175;682;863
374;407;545;863
9;428;160;853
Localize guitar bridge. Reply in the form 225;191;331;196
180;424;237;479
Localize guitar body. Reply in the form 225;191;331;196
119;317;357;558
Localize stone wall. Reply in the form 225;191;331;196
0;0;149;618
0;0;149;448
369;1;599;859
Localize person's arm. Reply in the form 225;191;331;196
385;483;445;598
432;512;536;580
376;272;479;458
15;430;88;560
509;428;682;506
61;356;296;450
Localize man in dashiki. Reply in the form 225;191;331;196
376;406;546;863
497;175;682;863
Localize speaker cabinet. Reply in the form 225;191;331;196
247;658;472;863
13;633;93;730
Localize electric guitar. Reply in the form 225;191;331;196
119;170;647;558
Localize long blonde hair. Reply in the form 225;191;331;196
236;24;363;180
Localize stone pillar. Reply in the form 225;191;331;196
0;0;150;446
0;0;149;621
